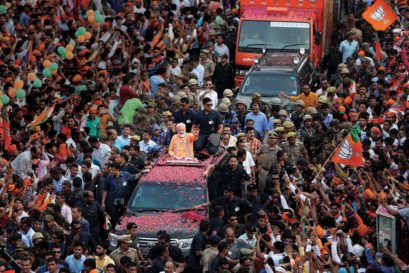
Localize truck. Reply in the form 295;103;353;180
234;0;335;86
108;151;226;257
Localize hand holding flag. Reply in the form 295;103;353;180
331;125;364;167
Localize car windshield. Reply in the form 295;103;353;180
129;182;207;211
241;73;298;97
238;21;310;53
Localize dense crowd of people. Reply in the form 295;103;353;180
0;0;408;273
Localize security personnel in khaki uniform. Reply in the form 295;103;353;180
200;49;215;80
274;126;286;146
223;89;237;107
155;93;169;113
325;86;337;107
280;132;309;166
146;102;162;125
256;131;282;193
283;120;296;134
297;114;317;157
110;235;140;269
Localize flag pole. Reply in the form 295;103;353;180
313;131;350;181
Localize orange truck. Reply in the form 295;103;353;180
235;0;335;86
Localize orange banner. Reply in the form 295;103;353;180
362;0;398;31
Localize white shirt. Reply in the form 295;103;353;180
228;135;237;147
61;203;73;224
170;66;182;77
20;228;35;247
242;151;255;176
214;43;230;61
238;233;257;249
66;138;77;153
65;170;83;182
92;143;111;168
17;211;29;223
89;163;102;179
172;0;190;16
192;64;205;86
11;150;33;179
355;56;375;68
135;6;146;13
367;107;374;120
199;90;218;110
316;88;326;96
264;252;287;267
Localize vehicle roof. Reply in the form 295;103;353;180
251;52;308;72
247;69;295;74
139;152;225;185
140;165;207;185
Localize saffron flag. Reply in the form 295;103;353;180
27;104;56;129
331;125;363;167
387;94;407;116
374;32;384;62
362;0;398;31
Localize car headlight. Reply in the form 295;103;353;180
178;238;193;250
236;70;247;76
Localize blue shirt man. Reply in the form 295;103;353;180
245;102;269;138
149;75;165;95
339;32;359;63
65;243;86;273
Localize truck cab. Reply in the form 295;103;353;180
235;0;334;86
109;151;225;257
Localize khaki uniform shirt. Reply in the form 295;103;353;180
201;58;215;79
280;141;308;165
110;247;140;267
256;145;282;171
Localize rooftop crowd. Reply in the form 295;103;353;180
0;0;408;273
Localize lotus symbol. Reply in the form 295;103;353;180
338;140;352;160
370;6;389;25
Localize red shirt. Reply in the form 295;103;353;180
120;85;138;106
61;126;72;138
0;213;9;229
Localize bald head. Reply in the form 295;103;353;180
164;261;174;273
109;129;118;138
225;227;235;243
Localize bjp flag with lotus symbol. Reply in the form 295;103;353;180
331;125;364;167
362;0;398;31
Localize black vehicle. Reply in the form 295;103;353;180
108;152;225;257
236;49;319;109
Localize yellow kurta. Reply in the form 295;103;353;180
289;92;318;108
